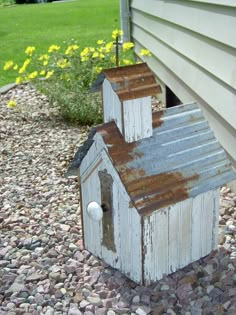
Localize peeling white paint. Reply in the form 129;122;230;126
81;150;142;283
123;97;153;142
143;190;220;284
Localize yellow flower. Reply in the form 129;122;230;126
139;49;152;57
105;42;114;53
25;46;36;56
110;55;116;64
28;71;38;79
92;52;99;58
65;44;79;55
112;29;124;39
122;59;133;65
57;58;69;68
25;58;31;65
98;47;106;53
19;67;26;74
38;54;49;61
80;47;90;58
94;66;102;74
40;70;46;76
3;60;14;71
7;100;17;108
48;45;60;53
99;53;105;59
15;76;23;84
81;56;89;62
45;70;54;79
97;39;104;45
122;42;134;52
38;55;49;66
18;58;31;74
13;64;18;70
80;47;95;60
24;59;31;67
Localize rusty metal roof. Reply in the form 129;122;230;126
103;63;161;101
95;102;236;215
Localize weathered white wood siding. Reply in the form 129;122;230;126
128;0;236;169
102;79;123;133
123;97;153;142
143;189;220;284
103;79;153;142
81;150;142;283
79;135;105;177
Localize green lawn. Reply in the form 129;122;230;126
0;0;120;86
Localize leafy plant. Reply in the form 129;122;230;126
0;0;15;7
3;30;151;125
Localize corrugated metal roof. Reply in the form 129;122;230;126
95;102;236;215
103;63;161;101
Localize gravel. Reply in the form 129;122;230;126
0;84;235;315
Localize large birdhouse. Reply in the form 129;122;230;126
67;63;236;285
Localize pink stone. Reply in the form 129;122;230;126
229;288;236;297
176;283;192;302
98;290;108;299
79;300;90;309
102;298;113;308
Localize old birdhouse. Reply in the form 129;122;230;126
67;63;236;285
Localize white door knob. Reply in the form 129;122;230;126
87;202;103;221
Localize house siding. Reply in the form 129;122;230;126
127;0;236;170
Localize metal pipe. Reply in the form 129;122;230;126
120;0;130;42
115;36;119;67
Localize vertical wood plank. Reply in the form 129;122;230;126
168;204;180;273
168;200;192;273
82;170;102;258
203;191;214;255
179;199;192;268
103;79;122;132
119;192;142;283
212;188;220;249
143;208;169;283
141;96;153;137
191;190;218;261
100;164;121;269
191;194;203;261
123;97;152;142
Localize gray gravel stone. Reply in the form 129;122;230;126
0;83;236;314
136;305;152;315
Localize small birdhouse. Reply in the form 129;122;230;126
67;63;236;285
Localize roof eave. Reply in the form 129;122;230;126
65;128;97;177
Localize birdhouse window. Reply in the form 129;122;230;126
98;169;116;252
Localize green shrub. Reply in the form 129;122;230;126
0;0;16;7
15;0;49;4
3;30;152;125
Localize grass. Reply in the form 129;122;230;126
0;0;120;86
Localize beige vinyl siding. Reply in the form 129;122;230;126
129;0;236;169
187;0;236;6
131;0;236;47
